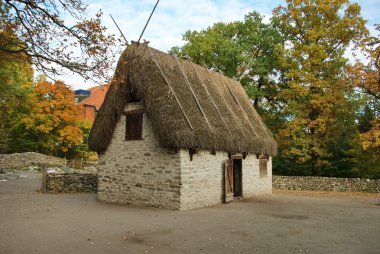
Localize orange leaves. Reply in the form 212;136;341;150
58;125;83;153
22;77;83;153
360;118;380;151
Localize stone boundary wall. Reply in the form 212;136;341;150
0;152;65;170
273;175;380;193
44;172;97;193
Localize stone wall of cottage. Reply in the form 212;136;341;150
242;155;272;197
273;176;380;193
98;102;273;210
179;152;273;210
98;104;181;209
179;150;226;210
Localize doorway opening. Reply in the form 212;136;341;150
224;156;243;202
232;159;242;197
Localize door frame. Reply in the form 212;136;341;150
224;154;243;202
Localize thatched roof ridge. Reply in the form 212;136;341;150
89;44;277;155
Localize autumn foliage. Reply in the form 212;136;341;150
22;78;83;154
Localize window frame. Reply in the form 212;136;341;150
125;111;143;141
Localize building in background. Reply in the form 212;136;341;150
75;85;109;123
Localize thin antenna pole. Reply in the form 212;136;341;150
138;0;160;43
110;14;129;45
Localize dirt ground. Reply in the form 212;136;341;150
0;172;379;254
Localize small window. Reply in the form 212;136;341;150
125;113;143;140
259;158;268;177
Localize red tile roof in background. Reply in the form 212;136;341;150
79;84;109;110
78;84;109;123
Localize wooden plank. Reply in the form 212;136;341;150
125;113;143;140
224;159;234;202
259;159;268;177
231;154;243;160
123;108;145;114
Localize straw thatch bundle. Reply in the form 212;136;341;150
89;44;277;156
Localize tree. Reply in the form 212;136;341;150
0;34;35;153
21;77;83;154
0;0;117;82
348;24;380;100
170;1;377;178
170;12;283;114
345;24;380;153
272;0;367;175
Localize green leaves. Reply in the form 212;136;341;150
171;1;379;178
0;44;34;153
171;11;283;111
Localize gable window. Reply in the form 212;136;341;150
125;112;143;140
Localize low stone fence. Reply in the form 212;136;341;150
0;152;65;170
43;172;97;193
273;175;380;193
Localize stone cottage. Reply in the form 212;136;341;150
89;43;277;210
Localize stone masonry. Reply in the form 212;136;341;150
98;103;273;210
44;172;97;193
242;154;272;197
180;150;272;210
98;105;181;209
179;149;225;210
273;176;380;193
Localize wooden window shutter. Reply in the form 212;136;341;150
125;113;143;140
259;158;268;177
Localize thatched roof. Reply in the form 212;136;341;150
89;44;277;156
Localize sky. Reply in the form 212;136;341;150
60;0;380;90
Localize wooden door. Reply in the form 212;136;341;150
224;159;234;203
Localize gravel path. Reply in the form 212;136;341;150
1;172;379;254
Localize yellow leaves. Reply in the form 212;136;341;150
360;118;380;151
20;77;84;153
345;2;361;17
309;118;327;134
292;0;302;6
58;126;83;153
285;81;309;97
